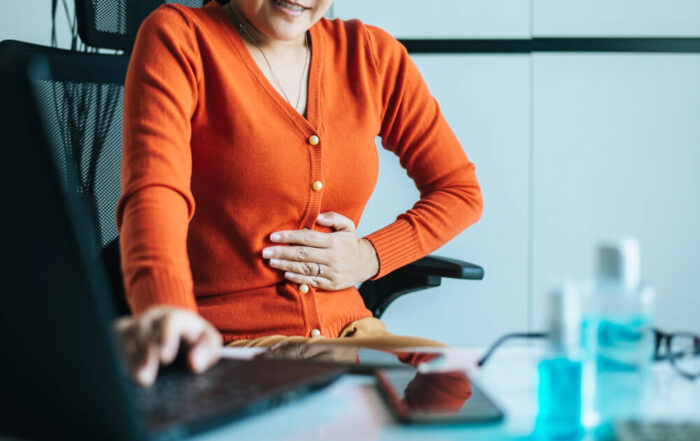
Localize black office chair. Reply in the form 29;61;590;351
0;0;483;318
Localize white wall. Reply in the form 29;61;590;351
332;0;530;38
531;53;700;332
533;0;700;37
335;0;700;344
356;55;531;347
0;0;75;48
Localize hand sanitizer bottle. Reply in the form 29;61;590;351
534;282;584;438
580;238;655;427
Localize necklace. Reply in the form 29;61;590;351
226;2;309;112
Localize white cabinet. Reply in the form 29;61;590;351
357;55;531;346
531;53;700;333
534;0;700;37
331;0;531;39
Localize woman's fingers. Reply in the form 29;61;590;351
133;317;161;386
262;245;328;264
283;271;333;290
113;307;223;387
269;258;330;278
187;325;223;373
316;211;355;232
269;228;331;247
153;312;179;364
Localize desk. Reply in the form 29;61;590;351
190;347;700;441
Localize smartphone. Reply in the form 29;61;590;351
376;368;504;424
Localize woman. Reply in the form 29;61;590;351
116;0;483;386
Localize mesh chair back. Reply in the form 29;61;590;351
76;0;210;51
0;40;130;314
18;42;129;254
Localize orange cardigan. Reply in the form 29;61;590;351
119;2;483;343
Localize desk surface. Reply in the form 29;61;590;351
190;347;700;441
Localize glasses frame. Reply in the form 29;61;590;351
476;332;548;367
653;328;700;380
478;329;700;380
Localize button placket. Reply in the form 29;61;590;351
297;131;323;337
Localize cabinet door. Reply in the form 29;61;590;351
534;0;700;37
532;53;700;333
358;55;531;346
331;0;530;38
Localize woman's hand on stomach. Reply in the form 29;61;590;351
262;212;379;290
114;306;222;386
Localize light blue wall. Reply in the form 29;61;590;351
533;0;700;37
531;53;700;332
334;0;700;345
356;55;531;346
0;0;75;48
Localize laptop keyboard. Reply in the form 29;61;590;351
132;358;342;432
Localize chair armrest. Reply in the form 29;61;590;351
404;255;484;280
358;255;484;318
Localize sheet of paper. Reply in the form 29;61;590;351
218;347;266;360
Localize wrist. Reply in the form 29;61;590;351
361;238;379;280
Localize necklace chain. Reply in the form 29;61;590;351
227;3;309;112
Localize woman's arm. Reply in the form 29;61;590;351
118;5;201;313
363;24;484;279
117;6;222;385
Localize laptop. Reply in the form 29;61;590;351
0;47;344;441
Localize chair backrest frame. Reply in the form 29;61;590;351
75;0;210;51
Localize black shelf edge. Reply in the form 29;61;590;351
399;38;700;54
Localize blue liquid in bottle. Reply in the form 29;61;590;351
581;312;654;426
536;357;583;439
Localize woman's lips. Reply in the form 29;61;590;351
271;0;307;18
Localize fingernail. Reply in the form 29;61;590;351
262;248;273;258
137;367;153;385
317;213;326;220
270;258;280;266
270;233;281;241
193;349;208;372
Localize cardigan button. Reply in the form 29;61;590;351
299;283;310;294
310;329;321;337
308;135;320;146
312;181;323;192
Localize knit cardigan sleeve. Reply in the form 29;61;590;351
362;25;484;279
117;6;201;314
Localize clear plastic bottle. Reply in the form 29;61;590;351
535;282;584;438
580;238;655;427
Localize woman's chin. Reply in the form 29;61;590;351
266;24;309;42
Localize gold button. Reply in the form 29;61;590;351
299;284;309;294
312;181;323;192
310;329;321;337
308;135;320;146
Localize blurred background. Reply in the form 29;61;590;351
2;0;698;347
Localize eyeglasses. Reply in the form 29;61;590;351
476;332;547;368
653;329;700;380
478;329;700;380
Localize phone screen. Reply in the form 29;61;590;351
376;369;504;424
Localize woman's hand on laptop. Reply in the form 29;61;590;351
114;306;223;386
